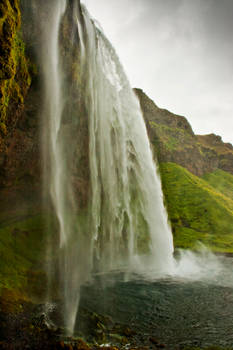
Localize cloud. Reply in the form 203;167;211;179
81;0;233;143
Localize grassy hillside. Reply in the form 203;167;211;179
202;169;233;200
160;162;233;253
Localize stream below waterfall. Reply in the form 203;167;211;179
77;254;233;349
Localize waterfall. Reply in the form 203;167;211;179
36;0;174;335
82;5;174;272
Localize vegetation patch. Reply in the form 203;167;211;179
202;169;233;200
159;162;233;252
0;214;48;295
0;0;31;136
149;121;194;152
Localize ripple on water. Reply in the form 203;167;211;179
78;256;233;348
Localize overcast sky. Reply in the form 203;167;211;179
81;0;233;144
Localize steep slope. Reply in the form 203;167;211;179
202;169;233;200
160;162;233;253
0;0;31;137
0;0;41;194
135;88;233;177
197;134;233;175
0;0;46;301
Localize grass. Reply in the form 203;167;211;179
159;162;233;252
202;169;233;200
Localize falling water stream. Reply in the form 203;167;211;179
36;0;175;334
19;1;233;347
33;0;232;339
82;6;174;272
18;1;233;345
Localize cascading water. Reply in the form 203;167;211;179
82;6;174;272
37;0;174;334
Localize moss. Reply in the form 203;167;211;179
0;288;28;313
0;214;49;294
159;162;233;252
149;121;194;153
0;0;31;136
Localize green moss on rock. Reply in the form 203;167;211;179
0;0;31;136
0;213;49;296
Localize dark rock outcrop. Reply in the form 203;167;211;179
0;0;46;303
197;134;233;175
134;88;194;134
0;0;40;196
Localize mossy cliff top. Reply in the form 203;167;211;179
135;88;233;177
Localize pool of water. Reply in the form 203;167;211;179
78;253;233;348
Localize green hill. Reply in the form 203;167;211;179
160;162;233;253
202;169;233;200
135;88;233;253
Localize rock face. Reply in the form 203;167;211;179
0;0;46;301
0;0;40;199
135;88;233;176
59;0;90;209
0;0;92;305
197;134;233;175
0;0;30;132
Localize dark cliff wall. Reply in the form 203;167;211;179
0;0;41;199
0;0;30;134
0;0;91;299
60;0;90;209
197;134;233;175
0;0;46;299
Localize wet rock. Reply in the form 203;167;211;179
121;326;136;337
149;337;159;345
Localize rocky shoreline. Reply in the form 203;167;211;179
0;295;232;350
0;298;164;350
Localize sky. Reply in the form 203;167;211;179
81;0;233;144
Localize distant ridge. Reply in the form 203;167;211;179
135;88;233;177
